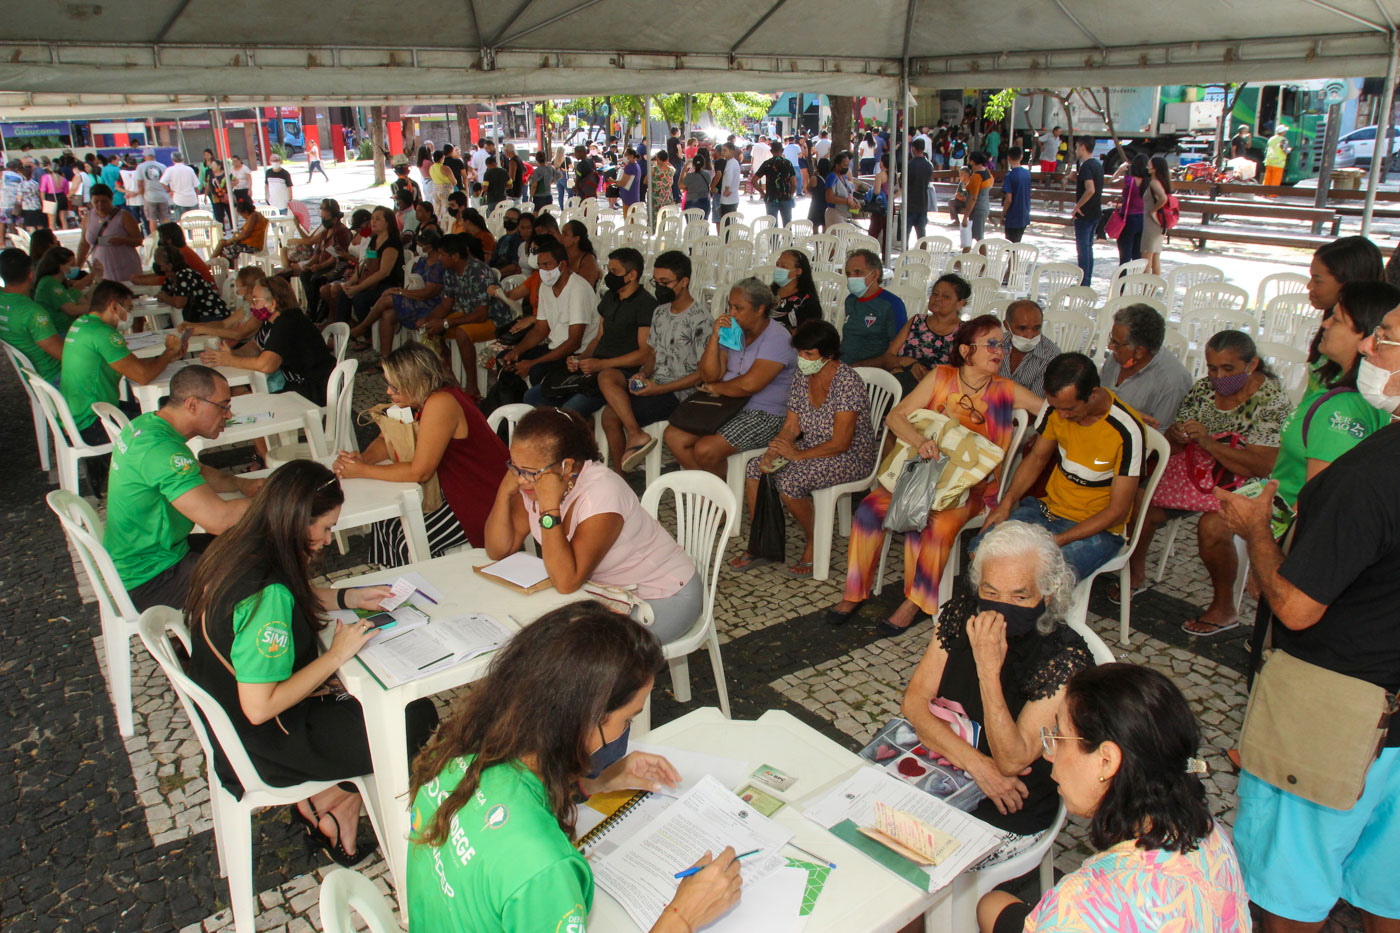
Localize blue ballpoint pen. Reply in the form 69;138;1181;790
673;848;761;879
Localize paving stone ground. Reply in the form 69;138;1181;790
2;227;1371;931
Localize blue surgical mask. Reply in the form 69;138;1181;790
587;724;630;779
67;268;84;280
847;276;870;298
772;267;791;287
718;322;745;351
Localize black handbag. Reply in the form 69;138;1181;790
667;393;748;435
535;367;598;399
747;472;786;562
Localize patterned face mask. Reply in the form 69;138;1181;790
250;304;273;322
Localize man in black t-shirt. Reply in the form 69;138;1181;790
1071;136;1102;286
752;155;798;227
482;157;510;213
441;144;465;190
1217;293;1400;931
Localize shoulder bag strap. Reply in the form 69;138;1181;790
1301;386;1356;446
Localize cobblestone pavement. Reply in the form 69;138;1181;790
4;339;1366;932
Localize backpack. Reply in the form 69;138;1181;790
1157;193;1181;231
769;160;796;201
951;139;967;159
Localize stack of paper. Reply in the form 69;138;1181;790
349;613;512;688
477;552;549;589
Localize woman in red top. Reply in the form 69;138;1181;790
334;343;508;567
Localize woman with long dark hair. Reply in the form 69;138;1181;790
406;603;741;931
1114;153;1150;263
1305;235;1384;389
1140;156;1172;275
978;663;1248;932
31;245;100;335
770;248;822;331
186;460;438;865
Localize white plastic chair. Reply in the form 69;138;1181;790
754;226;791;264
264;359;359;468
1262;292;1321;347
24;371;113;493
319;868;398;933
1111;258;1148;280
748;213;777;236
640;471;738;717
1160;328;1192;369
1114;273;1168;299
913;235;954;274
1003;242;1040;297
1255;271;1309;315
324;322;351;365
47;490;141;737
136;608;387;933
486;402;534;443
92;401;132;444
1042;310;1096;354
1179;310;1260;352
3;341;52;471
807;234;842;274
1257;340;1311;403
1064;427;1171;646
846;233;883;258
978;237;1012;284
886;284;928;328
966;277;1003;316
809;368;903;581
1164;263;1225;313
814;271;848;330
1033;262;1083;305
1181;282;1250;319
785;218;814;239
945;253;988;280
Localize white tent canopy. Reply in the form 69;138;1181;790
1;0;1398;116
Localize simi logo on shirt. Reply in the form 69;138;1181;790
255;620;290;659
170;453;198;475
556;907;587;933
483;804;509;829
109;332;125;348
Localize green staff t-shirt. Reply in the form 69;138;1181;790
0;291;61;384
407;756;592;933
106;412;205;588
229;583;297;682
1270;384;1387;509
60;313;130;430
33;276;83;336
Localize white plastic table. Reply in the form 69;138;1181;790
330;552;589;911
132;359;267;412
587;708;955;933
186;391;328;459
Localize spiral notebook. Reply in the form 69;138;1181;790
576;789;674;857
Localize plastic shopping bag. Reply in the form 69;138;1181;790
883;455;950;533
747;472;787;562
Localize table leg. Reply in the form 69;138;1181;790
357;692;414;914
136;384;159;413
303;409;329;458
399;488;430;563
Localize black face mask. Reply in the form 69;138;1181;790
503;218;519;231
604;271;628;292
587;724;630;779
653;284;676;305
976;597;1047;639
447;206;459;216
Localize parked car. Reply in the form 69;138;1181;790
1334;141;1357;168
1337;125;1400;169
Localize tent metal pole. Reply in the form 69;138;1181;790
213;100;236;227
901;76;912;251
175;113;189;158
1362;33;1399;236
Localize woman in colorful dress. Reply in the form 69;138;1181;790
831;314;1043;636
647;150;677;230
886;273;970;393
731;320;878;576
978;663;1248;933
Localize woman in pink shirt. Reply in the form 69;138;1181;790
483;407;702;644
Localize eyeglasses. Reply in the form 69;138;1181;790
505;459;560;482
195;396;233;415
953;392;987;425
1040;725;1089;758
1369;325;1400;349
974;338;1008;352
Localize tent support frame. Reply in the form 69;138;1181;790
1362;32;1399;235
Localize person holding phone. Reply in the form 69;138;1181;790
186;460;439;866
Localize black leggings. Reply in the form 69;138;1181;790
992;901;1033;933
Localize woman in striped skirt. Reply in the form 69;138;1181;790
334;343;509;567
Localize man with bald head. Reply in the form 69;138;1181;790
1000;299;1060;394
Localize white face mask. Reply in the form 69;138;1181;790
1010;332;1041;353
526;252;539;270
1357;357;1400;415
796;356;826;376
539;266;561;286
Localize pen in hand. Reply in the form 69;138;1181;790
673;848;760;879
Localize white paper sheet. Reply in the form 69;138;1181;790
705;867;809;933
225;410;273;426
803;767;1001;893
352;613;511;687
630;743;751;798
591;775;794;931
480;551;549;588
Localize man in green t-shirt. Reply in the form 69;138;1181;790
60;280;185;446
108;364;262;610
0;247;63;385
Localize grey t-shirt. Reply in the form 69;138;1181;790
683;169;713;202
137;160;169;203
1099;349;1194;427
649;300;713;399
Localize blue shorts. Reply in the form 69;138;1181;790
1233;747;1400;921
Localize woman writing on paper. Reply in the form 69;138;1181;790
187;460;439;867
335;343;508;567
407;603;743;932
483;407;703;645
977;664;1248;933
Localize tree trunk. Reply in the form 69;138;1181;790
371;105;387;185
830;96;856;155
454;105;473;150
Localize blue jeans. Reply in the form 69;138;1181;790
1116;212;1143;263
522;384;605;415
556;178;568;205
970;497;1124;582
764;198;794;226
1073;216;1097;285
689;196;711;219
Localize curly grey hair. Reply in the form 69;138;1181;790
968;520;1076;635
729;277;777;315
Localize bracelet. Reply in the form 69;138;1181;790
667;906;694;933
336;588;349;610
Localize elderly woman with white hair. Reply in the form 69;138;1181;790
901;521;1093;842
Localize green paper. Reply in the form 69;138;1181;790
783;857;833;917
828;818;933;892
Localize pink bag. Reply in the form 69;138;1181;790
1151;447;1220;512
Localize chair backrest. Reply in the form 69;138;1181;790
1124;426;1172;563
625;202;648;226
1165;262;1225;311
1033;262;1083;305
1262;292;1321;346
324;358;358;451
1047;285;1098;318
1114;273;1167;299
945;253;988;280
885;284;927;329
853;366;903;454
324;322;350;365
720;240;755;278
718;211;746;238
1003;242;1040;294
1181;281;1248;319
486;402;534;442
1160;328;1192;369
807;234;841;273
1179;309;1259;350
978;237;1012;282
890;262;932;294
989;408;1035;506
1095;295;1169;357
25;368;102;451
92;401;132;445
319;868;399;933
709;286;731;321
1255;271;1308;314
1256;340;1311;404
640;470;738;627
47;489;139;626
814;271;847;329
914;235;955;274
785;218;815;238
1111;258;1148;280
1042;310;1096;354
754;227;792;263
966;277;1003;316
749;213;777;236
846;234;882;257
136;607;272;800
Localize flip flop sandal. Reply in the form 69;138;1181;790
1106;582;1148;605
727;551;767;571
1181;617;1240;637
620;437;657;473
313;810;380;868
789;561;813;578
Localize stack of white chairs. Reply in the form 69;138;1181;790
913;235;955;274
846;234;882;258
749;214;777;236
1047;285;1098;318
754;226;792;264
1033;262;1083;305
978;237;1013;284
1255;271;1309;313
891;251;934;294
1261;292;1321;347
1043;309;1096;354
1164;263;1225;315
1114;273;1168;300
718;212;748;243
966;277;1004;316
1111;259;1148;280
785;218;815;238
1257;340;1311;403
945;253;988;280
4;343;52;472
1181;282;1250;319
807;234;842;275
719;241;756;284
814;272;848;328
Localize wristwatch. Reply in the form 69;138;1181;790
540;510;561;530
